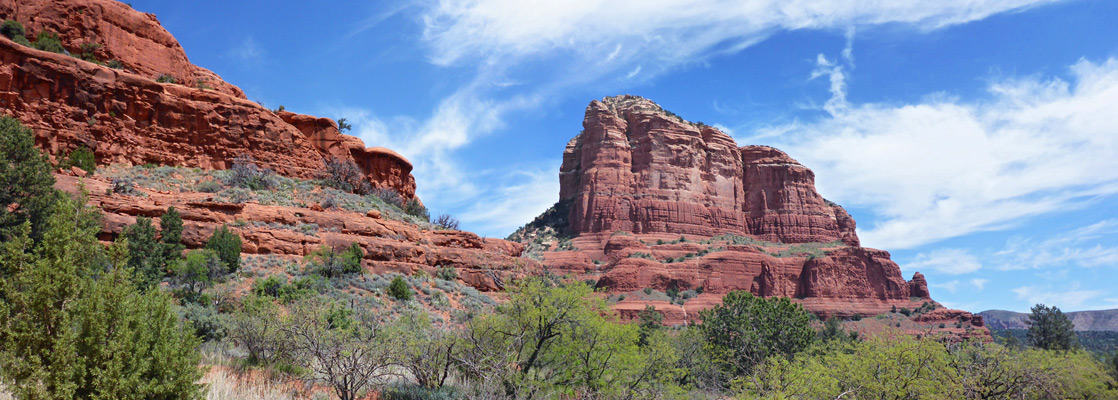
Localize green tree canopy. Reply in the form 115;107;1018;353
0;115;61;243
206;224;242;273
1026;303;1077;351
698;291;815;377
0;195;203;399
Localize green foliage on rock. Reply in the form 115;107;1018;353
1027;303;1077;351
699;291;815;377
309;243;364;278
31;31;65;53
1;20;31;46
206;224;243;273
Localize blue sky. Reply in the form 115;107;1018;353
130;0;1118;313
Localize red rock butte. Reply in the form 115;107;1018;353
0;0;415;198
516;95;986;335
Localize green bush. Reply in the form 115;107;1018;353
404;198;430;221
31;31;65;53
436;266;458;281
1;20;30;46
156;73;176;84
388;276;412;301
123;216;163;288
58;146;96;174
699;291;815;376
308;243;364;278
206;225;243;273
172;249;224;299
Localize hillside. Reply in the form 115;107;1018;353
981;308;1118;331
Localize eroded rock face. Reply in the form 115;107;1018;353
1;0;244;98
56;174;535;291
0;7;416;198
559;95;858;245
523;95;984;333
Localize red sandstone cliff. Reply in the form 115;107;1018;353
559;95;858;245
0;0;415;198
519;95;983;335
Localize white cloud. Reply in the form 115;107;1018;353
1012;282;1105;309
458;165;560;236
760;58;1118;249
970;278;989;291
996;218;1118;270
906;248;983;275
421;0;1061;70
340;0;1071;238
228;36;263;62
931;279;961;293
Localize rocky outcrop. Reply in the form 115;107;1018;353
520;95;983;333
0;1;416;198
1;0;243;98
559;95;858;245
55;173;534;291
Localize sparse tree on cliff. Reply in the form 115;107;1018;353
1026;303;1077;351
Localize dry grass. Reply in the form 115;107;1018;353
202;367;310;400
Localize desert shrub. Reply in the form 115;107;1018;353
195;178;222;193
373;187;405;208
226;154;277;190
900;307;911;317
253;275;287;298
308;243;364;278
381;383;460;400
61;146;96;173
433;213;460;230
179;302;227;342
215;187;253;203
1;20;31;46
172;249;224;299
31;31;65;53
78;42;102;63
112;177;137;195
156;73;176;84
323;156;371;194
206;225;243;273
106;59;124;69
436;267;458;281
388;276;413;301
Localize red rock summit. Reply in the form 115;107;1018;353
0;0;415;198
560;95;859;245
518;95;985;335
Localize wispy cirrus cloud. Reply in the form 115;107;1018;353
1012;282;1106;309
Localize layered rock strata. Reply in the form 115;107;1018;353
55;174;536;292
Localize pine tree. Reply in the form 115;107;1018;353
0;195;204;398
160;206;185;265
1026;303;1077;351
0;115;61;242
206;225;242;273
123;216;162;288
